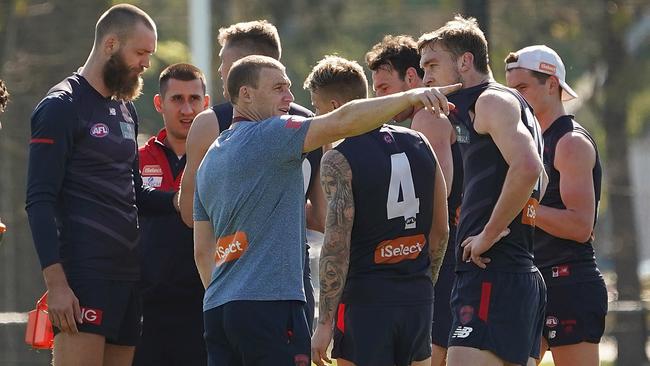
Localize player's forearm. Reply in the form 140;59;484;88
178;173;195;228
484;161;541;240
194;248;213;289
42;263;69;289
193;222;215;289
429;230;449;284
317;239;350;326
535;205;594;243
329;92;414;139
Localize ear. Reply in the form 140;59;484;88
103;34;120;55
547;76;560;96
458;52;474;72
405;67;421;88
331;99;342;110
239;86;253;104
203;95;211;109
153;94;163;112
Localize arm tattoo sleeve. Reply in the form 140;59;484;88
429;235;448;284
317;150;354;326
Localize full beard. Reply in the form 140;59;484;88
103;52;144;102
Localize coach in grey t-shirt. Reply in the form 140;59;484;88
192;54;458;364
194;114;310;310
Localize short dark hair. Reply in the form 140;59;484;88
0;79;8;113
218;20;281;60
159;63;206;97
504;52;551;84
418;15;490;74
227;55;285;105
94;3;156;45
303;55;368;103
365;35;423;80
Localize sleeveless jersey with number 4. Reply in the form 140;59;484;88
335;125;437;305
448;82;543;272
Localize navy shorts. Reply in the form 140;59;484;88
333;302;432;366
448;270;546;365
543;279;607;347
432;264;454;347
133;302;207;366
55;278;141;346
204;300;310;366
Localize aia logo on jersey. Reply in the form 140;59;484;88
215;231;249;266
521;197;539;226
90;123;109;138
546;316;559;328
374;234;425;264
80;307;103;325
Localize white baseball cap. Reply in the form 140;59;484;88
505;45;578;101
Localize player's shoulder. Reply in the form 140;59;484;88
191;108;219;133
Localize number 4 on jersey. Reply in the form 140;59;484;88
387;153;420;229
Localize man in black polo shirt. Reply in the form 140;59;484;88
26;4;175;365
133;63;210;366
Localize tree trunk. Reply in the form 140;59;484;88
599;1;648;364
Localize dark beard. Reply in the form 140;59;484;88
103;52;143;101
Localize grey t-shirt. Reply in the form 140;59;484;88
194;115;312;311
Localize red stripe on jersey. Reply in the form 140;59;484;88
336;303;346;333
478;282;492;322
31;138;55;144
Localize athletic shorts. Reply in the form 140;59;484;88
332;302;433;366
204;300;310;366
543;279;607;347
133;302;207;366
432;264;455;347
448;270;546;365
54;278;141;346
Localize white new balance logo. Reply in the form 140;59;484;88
452;326;473;338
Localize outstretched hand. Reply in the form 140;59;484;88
407;83;462;116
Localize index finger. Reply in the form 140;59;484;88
436;83;463;95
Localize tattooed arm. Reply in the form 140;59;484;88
424;137;450;285
311;149;354;366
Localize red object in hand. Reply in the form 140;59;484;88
25;292;54;349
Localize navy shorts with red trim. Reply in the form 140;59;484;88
543;279;607;347
204;300;310;366
54;278;141;346
333;302;432;366
432;264;455;347
448;269;546;365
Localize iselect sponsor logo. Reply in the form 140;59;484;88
215;231;248;266
374;234;426;264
